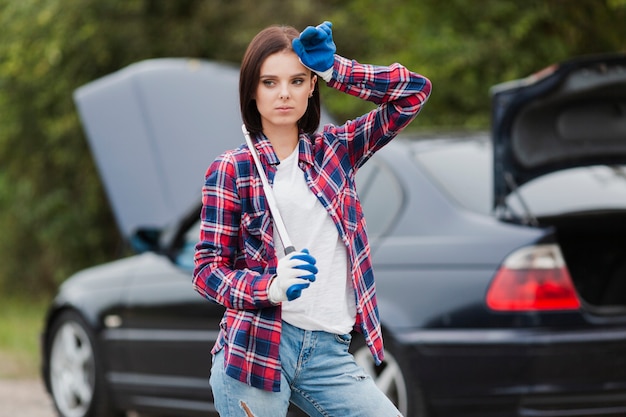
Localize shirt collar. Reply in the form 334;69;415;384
253;132;315;167
252;133;280;165
298;132;315;166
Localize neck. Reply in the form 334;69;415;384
264;125;299;160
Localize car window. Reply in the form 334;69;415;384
413;139;493;215
356;158;403;238
176;221;200;271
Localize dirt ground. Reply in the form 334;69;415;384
0;379;56;417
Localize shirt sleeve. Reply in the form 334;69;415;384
325;55;432;169
192;152;275;310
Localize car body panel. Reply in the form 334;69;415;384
491;53;626;209
367;140;552;330
408;325;626;416
42;252;224;414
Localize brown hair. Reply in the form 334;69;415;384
240;25;321;135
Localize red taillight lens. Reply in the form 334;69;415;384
486;244;581;311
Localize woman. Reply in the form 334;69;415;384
193;21;431;417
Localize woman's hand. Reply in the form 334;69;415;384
292;21;336;81
268;249;318;303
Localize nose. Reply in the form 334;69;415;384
279;83;290;100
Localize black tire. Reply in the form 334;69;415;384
46;310;122;417
350;332;428;417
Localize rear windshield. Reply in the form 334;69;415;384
413;139;493;215
413;138;626;217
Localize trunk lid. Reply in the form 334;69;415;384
491;53;626;211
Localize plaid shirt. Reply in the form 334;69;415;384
193;55;431;392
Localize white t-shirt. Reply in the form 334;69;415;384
272;145;356;334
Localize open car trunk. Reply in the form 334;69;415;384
491;53;626;311
539;211;626;310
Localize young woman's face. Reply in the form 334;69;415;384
255;50;317;132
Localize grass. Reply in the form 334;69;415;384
0;296;50;379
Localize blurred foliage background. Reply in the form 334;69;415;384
1;0;625;299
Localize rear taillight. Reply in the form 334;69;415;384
486;244;581;311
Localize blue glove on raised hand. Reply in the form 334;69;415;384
269;249;318;303
292;21;336;82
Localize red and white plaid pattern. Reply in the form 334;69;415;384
193;55;431;392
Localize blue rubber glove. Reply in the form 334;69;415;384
269;249;318;303
292;21;336;82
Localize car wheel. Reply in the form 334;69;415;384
47;310;120;417
351;333;428;417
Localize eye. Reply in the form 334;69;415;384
262;79;275;87
292;78;305;85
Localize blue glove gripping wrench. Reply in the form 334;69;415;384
242;125;317;301
287;249;317;300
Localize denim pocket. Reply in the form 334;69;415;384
334;333;352;346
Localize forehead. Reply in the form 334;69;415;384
260;50;309;76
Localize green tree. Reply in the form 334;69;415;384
0;0;341;296
399;0;626;128
0;0;624;298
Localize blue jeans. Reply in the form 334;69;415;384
210;321;402;417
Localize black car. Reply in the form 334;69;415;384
42;54;626;417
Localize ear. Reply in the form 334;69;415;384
310;74;317;95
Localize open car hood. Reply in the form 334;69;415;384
491;53;626;210
74;59;242;238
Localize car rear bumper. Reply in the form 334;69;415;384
397;327;626;417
